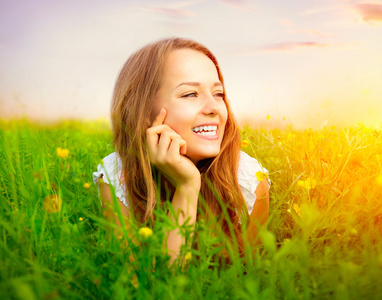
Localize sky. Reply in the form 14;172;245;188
1;0;382;129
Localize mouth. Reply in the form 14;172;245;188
191;125;218;136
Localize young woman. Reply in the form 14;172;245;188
93;38;270;263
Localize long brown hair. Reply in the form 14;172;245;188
111;38;248;255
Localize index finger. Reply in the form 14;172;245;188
152;108;166;127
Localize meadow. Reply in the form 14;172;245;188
1;118;382;299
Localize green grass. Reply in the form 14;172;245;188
1;119;382;299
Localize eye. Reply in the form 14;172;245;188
214;92;225;100
181;92;198;98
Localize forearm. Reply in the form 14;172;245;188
246;209;264;248
165;182;199;263
247;180;270;248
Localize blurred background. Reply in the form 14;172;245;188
1;0;381;129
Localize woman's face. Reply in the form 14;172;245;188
153;48;228;164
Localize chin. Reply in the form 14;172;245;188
187;148;221;164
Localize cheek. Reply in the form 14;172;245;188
163;105;196;130
221;104;229;125
162;112;188;134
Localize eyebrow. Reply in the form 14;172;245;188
175;82;223;89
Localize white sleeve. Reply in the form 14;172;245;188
92;152;130;209
237;151;270;215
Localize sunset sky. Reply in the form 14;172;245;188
1;0;381;129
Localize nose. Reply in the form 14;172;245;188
201;94;220;116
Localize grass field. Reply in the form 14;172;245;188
1;118;382;299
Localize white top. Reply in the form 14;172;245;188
93;151;269;215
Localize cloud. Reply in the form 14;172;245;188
144;6;194;17
279;18;293;28
157;21;199;32
232;41;329;56
142;0;204;17
299;7;339;16
355;3;382;23
279;19;334;38
219;0;256;12
259;41;328;52
284;29;334;38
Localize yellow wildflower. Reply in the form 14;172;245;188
376;174;382;186
286;133;296;140
256;171;269;182
363;127;372;133
304;177;317;190
56;147;69;158
241;140;250;147
297;180;305;189
184;251;192;261
43;194;62;213
266;115;271;120
293;203;301;216
283;116;286;121
79;217;84;221
131;274;139;288
138;227;153;239
350;228;358;237
83;183;91;189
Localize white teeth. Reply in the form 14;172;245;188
192;125;218;133
197;131;217;136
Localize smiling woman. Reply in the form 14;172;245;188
92;38;270;265
152;48;228;164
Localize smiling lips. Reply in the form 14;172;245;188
192;125;218;138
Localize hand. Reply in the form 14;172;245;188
146;108;201;189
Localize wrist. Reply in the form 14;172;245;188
171;180;200;220
176;177;201;193
174;179;200;208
